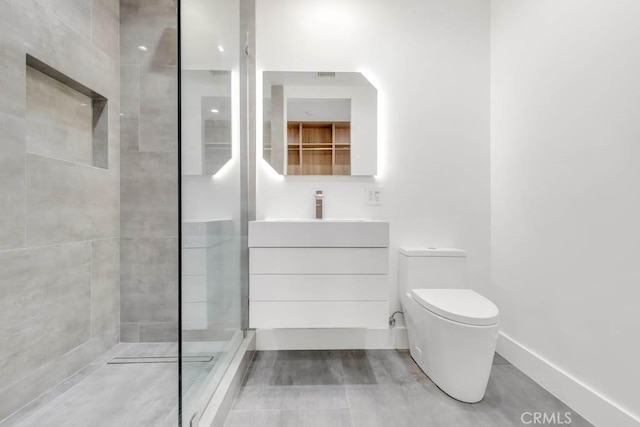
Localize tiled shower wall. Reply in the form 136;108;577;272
119;0;179;342
0;0;120;420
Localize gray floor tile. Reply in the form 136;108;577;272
244;350;344;387
340;349;428;385
229;350;593;427
14;362;177;427
492;352;511;365
0;364;101;427
225;409;353;427
348;383;485;427
2;343;179;427
254;350;343;362
473;365;593;426
5;348;593;427
225;409;295;427
244;358;344;386
232;385;350;411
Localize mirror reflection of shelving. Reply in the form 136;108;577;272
262;71;377;176
287;122;350;175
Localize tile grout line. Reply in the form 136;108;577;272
89;0;93;50
339;351;357;426
45;4;93;46
0;236;120;255
90;240;94;338
345;384;356;425
137;62;141;153
0;371;91;427
23;142;27;249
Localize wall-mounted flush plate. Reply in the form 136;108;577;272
366;187;383;205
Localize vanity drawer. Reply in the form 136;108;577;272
250;301;388;328
250;274;387;301
250;248;388;275
249;220;389;247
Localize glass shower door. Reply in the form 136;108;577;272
179;0;245;425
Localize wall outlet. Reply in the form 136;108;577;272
366;187;383;205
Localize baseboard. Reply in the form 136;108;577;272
497;332;640;427
199;331;256;427
255;327;409;350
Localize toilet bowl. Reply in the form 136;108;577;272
398;248;499;403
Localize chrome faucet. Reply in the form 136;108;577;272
315;190;324;219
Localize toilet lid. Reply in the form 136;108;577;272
410;289;499;326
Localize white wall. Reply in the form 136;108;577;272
181;0;239;71
287;97;351;122
181;0;241;225
256;0;491;319
491;1;640;425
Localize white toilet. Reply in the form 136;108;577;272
398;247;499;403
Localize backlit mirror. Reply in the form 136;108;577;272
182;70;232;175
262;71;377;176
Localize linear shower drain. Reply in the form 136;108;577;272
107;355;214;364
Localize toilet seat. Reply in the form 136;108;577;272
410;289;499;326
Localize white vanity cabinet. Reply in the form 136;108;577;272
248;220;389;328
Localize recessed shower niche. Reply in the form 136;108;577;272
25;55;108;169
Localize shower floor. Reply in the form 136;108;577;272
224;350;594;427
0;343;216;427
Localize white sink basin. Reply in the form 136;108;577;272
249;219;389;248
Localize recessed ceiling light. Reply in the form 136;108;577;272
218;45;224;52
137;45;148;52
210;109;219;113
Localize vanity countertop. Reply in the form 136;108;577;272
249;219;389;248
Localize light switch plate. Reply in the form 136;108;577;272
366;187;383;205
